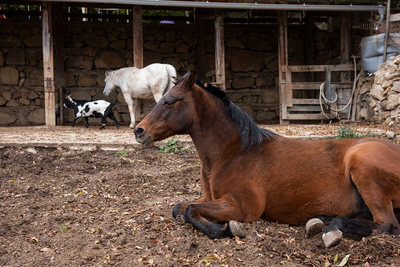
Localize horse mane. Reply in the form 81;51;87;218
175;76;277;150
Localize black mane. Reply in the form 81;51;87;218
175;75;277;149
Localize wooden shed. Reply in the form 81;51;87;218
0;0;386;126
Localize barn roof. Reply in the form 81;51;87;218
24;0;385;12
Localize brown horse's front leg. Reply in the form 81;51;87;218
183;195;249;239
172;197;206;218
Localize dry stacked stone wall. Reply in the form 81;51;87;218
356;55;400;125
0;19;341;126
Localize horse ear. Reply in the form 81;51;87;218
182;71;196;91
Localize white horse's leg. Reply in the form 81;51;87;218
123;92;138;128
153;92;163;103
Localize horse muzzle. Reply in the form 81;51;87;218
134;126;153;148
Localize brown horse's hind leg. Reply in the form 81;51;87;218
183;195;252;239
346;142;400;236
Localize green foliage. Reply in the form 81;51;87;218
335;126;375;140
116;150;128;158
60;224;68;233
159;138;190;153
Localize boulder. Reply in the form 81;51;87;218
0;112;17;124
64;73;77;87
27;48;43;66
24;34;42;47
0;95;6;106
66;56;93;70
370;84;385;101
78;74;97;87
0;67;19;85
381;95;400;111
18;28;32;39
94;52;125;69
84;33;109;48
257;111;276;122
82;47;96;57
232;77;254;89
0;34;22;47
109;40;126;49
24;69;43;87
226;48;263;72
28;108;45;124
226;38;245;49
6;49;25;65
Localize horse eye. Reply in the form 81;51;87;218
163;99;175;107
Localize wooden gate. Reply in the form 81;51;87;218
280;64;355;123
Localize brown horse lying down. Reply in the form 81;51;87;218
134;72;400;248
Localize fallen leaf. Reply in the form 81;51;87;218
338;254;351;266
40;247;55;254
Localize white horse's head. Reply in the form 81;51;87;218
103;71;116;96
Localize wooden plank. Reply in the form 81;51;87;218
285;67;293;107
278;10;288;123
292;99;320;105
292;82;352;90
288;106;322;112
215;9;225;90
287;64;354;72
195;8;205;80
390;13;400;22
41;1;56;127
54;2;65;125
287;113;335;120
132;5;143;69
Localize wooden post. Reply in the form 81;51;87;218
383;0;391;63
340;12;351;82
214;9;225;90
41;1;56;127
132;5;143;69
195;8;205;80
132;5;143;121
278;10;289;124
305;11;314;67
54;3;65;125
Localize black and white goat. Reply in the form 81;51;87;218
63;95;119;129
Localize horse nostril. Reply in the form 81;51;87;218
134;126;145;138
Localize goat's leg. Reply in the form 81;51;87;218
71;117;78;127
84;117;89;128
99;116;106;129
107;112;119;128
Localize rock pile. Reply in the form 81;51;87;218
356;55;400;125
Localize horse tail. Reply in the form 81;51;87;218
166;64;177;91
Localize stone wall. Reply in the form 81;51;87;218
0;19;342;126
356;55;400;125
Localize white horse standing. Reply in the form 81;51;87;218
103;63;177;128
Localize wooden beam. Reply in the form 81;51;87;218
340;11;351;81
214;9;225;90
41;1;56;127
132;5;143;69
54;2;65;125
195;8;205;80
278;10;288;124
287;64;354;72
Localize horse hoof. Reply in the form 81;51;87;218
322;230;343;248
228;220;246;238
306;218;325;237
175;214;185;223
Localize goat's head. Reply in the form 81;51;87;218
63;95;76;109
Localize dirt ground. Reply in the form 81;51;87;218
1;124;400;266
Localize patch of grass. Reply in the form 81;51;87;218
159;138;191;153
116;150;128;157
335;126;375;140
60;224;68;233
